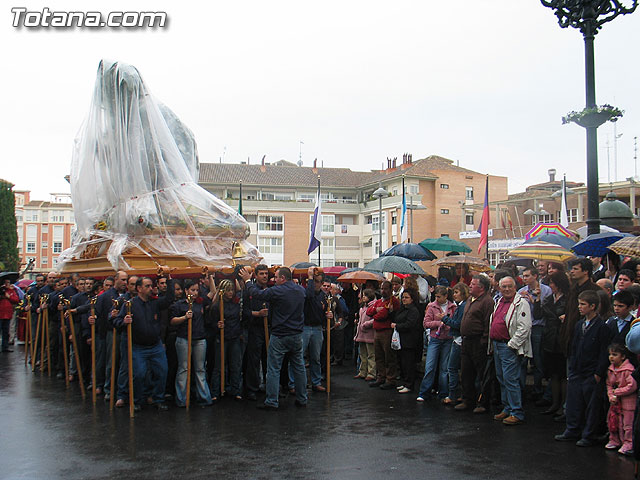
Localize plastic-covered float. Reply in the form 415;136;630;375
58;60;262;276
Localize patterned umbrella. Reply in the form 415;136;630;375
337;270;385;284
608;236;640;257
432;255;492;273
418;237;471;253
571;232;633;257
364;256;426;275
507;241;575;262
381;242;436;261
524;233;576;250
525;222;574;239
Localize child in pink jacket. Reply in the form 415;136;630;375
605;343;637;455
354;289;376;381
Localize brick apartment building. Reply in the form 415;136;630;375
198;155;509;268
14;191;75;273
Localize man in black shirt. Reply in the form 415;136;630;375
239;266;307;410
113;276;174;410
243;264;270;401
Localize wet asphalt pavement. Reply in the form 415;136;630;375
0;348;636;480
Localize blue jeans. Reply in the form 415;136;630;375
447;341;461;398
211;336;243;398
265;334;308;408
418;337;452;398
175;337;212;406
493;341;524;420
116;333;129;401
131;341;167;405
293;325;323;387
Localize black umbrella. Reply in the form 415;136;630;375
289;262;317;269
380;243;436;261
364;256;426;275
0;272;19;284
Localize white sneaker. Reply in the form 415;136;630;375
396;385;404;390
416;396;425;402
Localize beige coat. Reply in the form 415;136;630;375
488;293;532;358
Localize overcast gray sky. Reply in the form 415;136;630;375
2;1;639;199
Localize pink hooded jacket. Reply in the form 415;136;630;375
606;359;638;411
354;302;375;343
423;300;456;340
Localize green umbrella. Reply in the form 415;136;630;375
419;237;471;254
364;256;426;275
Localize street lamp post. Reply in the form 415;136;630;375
407;196;426;243
524;204;550;225
372;186;388;257
541;0;637;236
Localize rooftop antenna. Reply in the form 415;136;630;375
634;136;638;180
298;140;304;167
221;146;227;164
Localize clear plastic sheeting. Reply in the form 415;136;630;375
60;60;261;272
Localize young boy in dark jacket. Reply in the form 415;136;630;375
555;290;611;446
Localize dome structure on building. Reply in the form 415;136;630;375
599;191;634;230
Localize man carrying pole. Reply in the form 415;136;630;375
110;275;174;414
90;296;98;404
65;297;86;398
239;266;308;410
57;295;70;387
242;264;271;401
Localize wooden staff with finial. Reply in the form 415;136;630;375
40;294;51;376
186;293;194;410
219;288;225;396
58;295;70;388
110;298;120;411
90;296;98;404
125;300;135;418
65;299;86;398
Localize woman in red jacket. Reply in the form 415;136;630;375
0;279;20;352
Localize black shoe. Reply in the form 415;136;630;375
154;402;169;411
294;400;307;408
380;383;395;390
369;380;384;388
555;433;579;442
535;398;552;407
104;393;111;401
541;407;559;415
246;392;257;401
2;349;13;353
576;438;596;447
56;372;64;380
553;413;566;423
133;404;142;412
257;403;278;411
